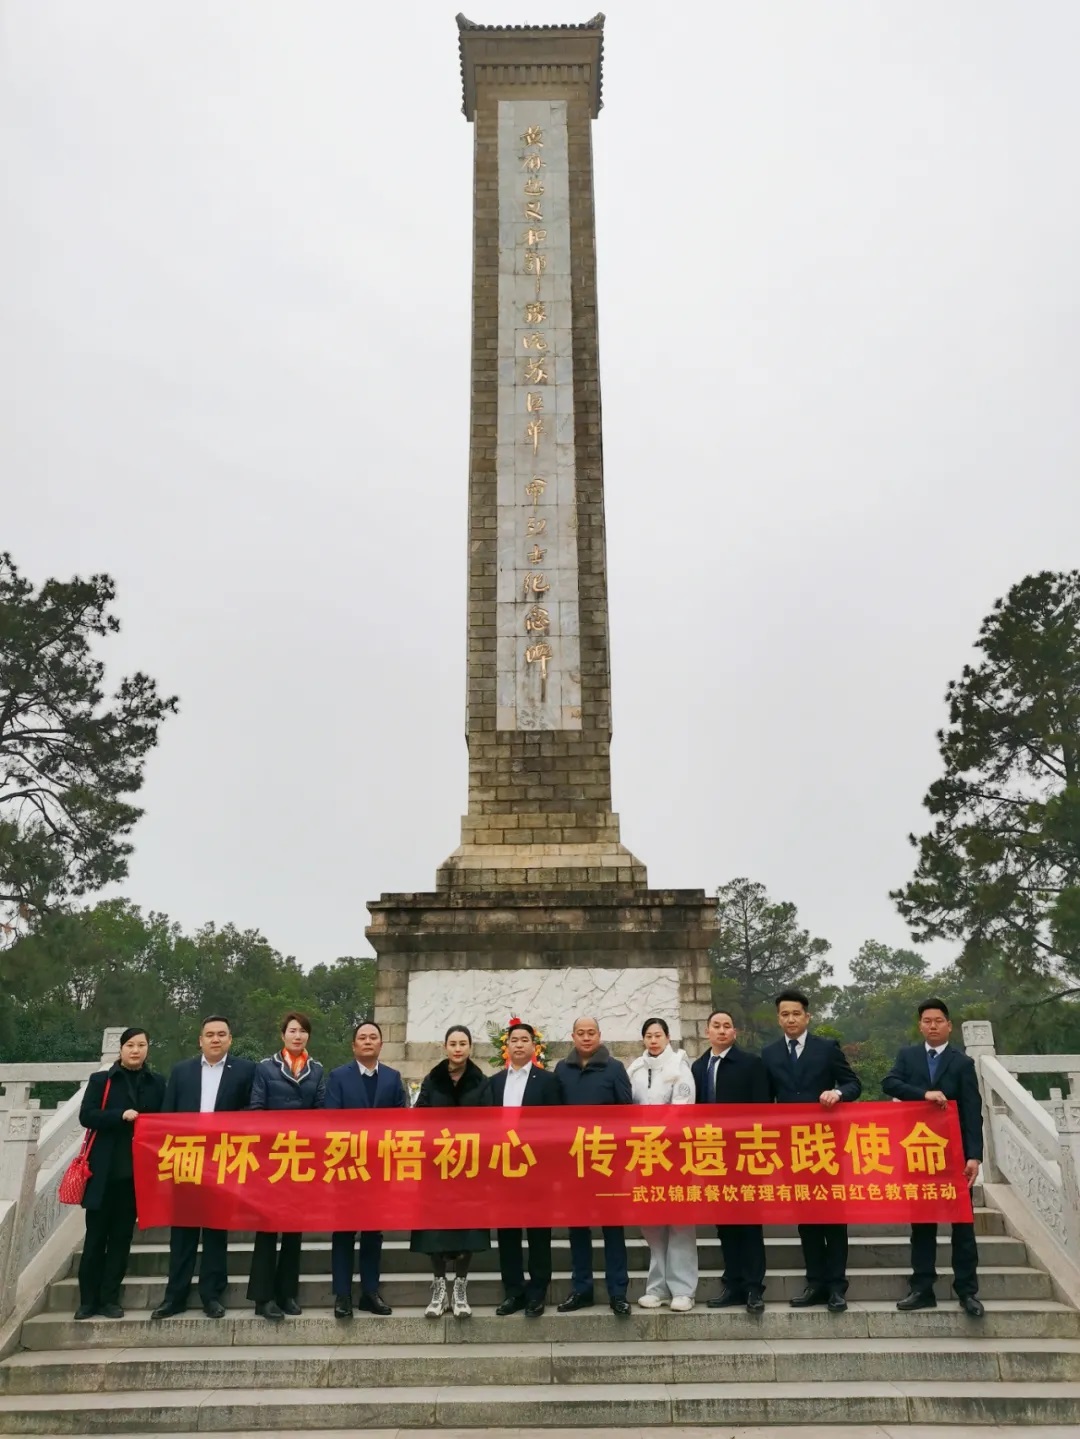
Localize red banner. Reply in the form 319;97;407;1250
133;1101;973;1230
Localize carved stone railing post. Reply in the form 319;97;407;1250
962;1019;1000;1183
0;1110;42;1325
1057;1098;1080;1260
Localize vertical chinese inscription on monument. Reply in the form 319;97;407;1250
495;99;581;732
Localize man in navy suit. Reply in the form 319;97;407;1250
691;1010;771;1313
325;1020;408;1319
151;1016;256;1319
761;988;862;1312
482;1021;564;1318
882;998;985;1318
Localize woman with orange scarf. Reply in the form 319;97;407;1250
246;1011;327;1320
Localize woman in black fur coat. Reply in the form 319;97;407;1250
411;1025;490;1318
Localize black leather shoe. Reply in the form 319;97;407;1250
333;1294;353;1319
610;1296;631;1316
280;1298;302;1316
73;1304;97;1320
495;1295;528;1316
357;1291;392;1316
896;1289;937;1311
959;1294;985;1318
256;1300;284;1321
557;1290;594;1313
827;1291;848;1313
100;1303;124;1319
745;1289;765;1314
789;1286;829;1308
202;1300;226;1319
524;1301;545;1318
707;1287;745;1309
150;1301;185;1320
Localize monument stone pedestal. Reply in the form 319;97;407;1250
368;17;714;1077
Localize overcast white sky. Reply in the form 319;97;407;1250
3;1;1078;982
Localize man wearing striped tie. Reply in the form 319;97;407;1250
882;998;984;1318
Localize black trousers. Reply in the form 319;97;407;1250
78;1178;137;1307
799;1222;848;1290
497;1227;552;1305
247;1231;302;1304
911;1221;979;1297
716;1223;766;1294
161;1225;228;1307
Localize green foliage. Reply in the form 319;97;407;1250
709;877;835;1046
893;571;1080;983
0;554;178;922
0;899;374;1074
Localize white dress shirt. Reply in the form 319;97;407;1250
199;1056;227;1113
787;1032;808;1059
926;1042;949;1058
503;1062;532;1106
356;1061;379;1079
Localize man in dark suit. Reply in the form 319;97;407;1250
325;1019;408;1319
151;1016;256;1319
554;1016;634;1316
483;1020;564;1318
882;997;984;1318
691;1009;770;1313
761;987;862;1313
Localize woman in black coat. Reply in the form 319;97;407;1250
246;1010;326;1320
412;1025;490;1319
75;1026;166;1319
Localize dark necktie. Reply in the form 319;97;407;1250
788;1038;799;1063
709;1054;722;1101
927;1048;941;1083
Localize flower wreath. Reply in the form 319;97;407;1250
487;1016;548;1070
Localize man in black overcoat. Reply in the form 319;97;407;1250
760;988;861;1312
483;1021;564;1318
151;1016;256;1319
691;1009;770;1313
882;997;985;1317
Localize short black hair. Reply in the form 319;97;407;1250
200;1015;231;1032
353;1019;382;1040
707;1009;735;1027
641;1016;670;1038
918;998;951;1020
507;1021;535;1040
774;988;810;1011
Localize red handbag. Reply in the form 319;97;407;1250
58;1077;112;1205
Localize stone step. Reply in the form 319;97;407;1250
124;1209;1008;1245
111;1233;1032;1276
4;1337;1080;1396
2;1379;1079;1430
43;1265;1053;1312
8;1431;1080;1439
20;1299;1080;1351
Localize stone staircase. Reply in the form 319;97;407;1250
1;1205;1079;1432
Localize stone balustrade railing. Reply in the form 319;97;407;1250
962;1019;1080;1287
0;1029;122;1330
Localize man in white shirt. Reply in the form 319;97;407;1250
483;1021;563;1318
152;1017;256;1320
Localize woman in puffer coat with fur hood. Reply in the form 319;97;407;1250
627;1017;698;1311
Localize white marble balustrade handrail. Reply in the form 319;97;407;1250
981;1054;1060;1161
998;1055;1080;1072
0;1064;100;1082
35;1083;94;1171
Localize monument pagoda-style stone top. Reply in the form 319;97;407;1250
367;18;713;1076
439;12;644;893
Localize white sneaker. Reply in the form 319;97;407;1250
637;1293;665;1308
452;1277;471;1318
425;1278;448;1318
670;1295;695;1312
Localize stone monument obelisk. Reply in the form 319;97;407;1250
368;15;714;1077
